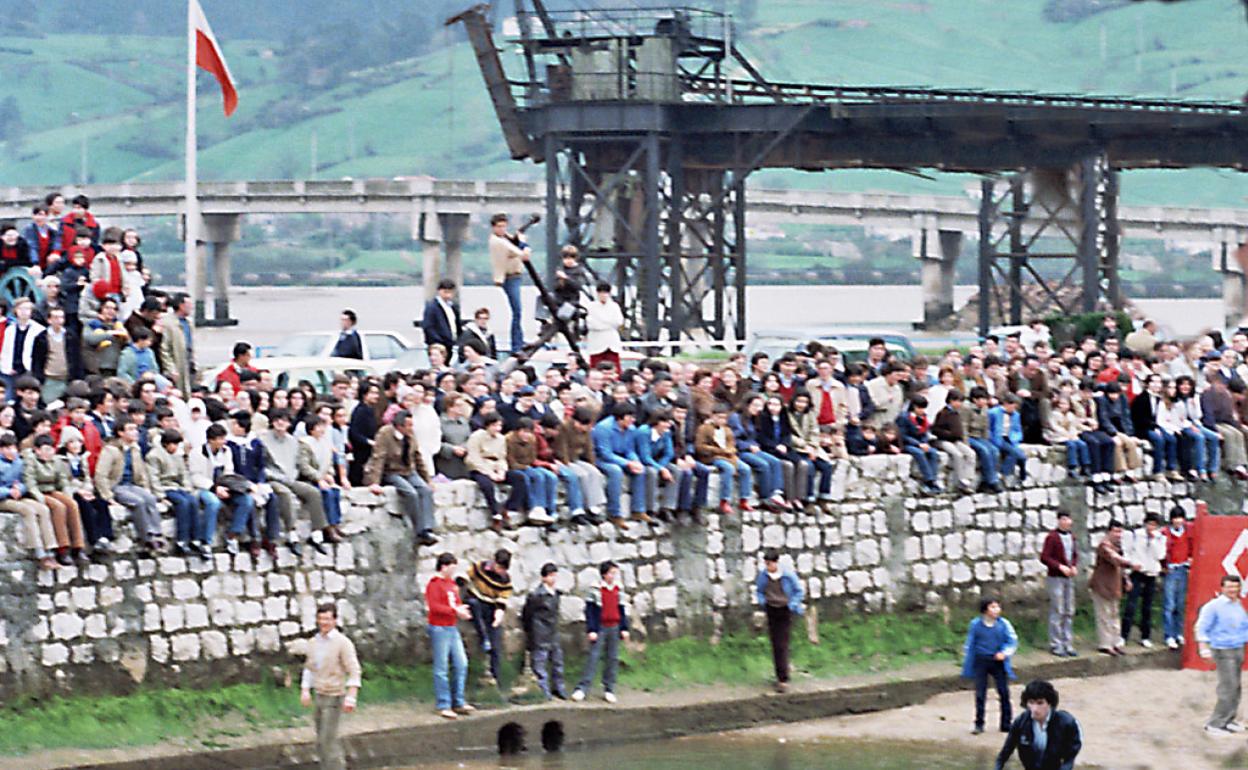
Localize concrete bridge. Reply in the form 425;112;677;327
5;177;1248;327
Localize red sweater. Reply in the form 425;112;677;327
1165;525;1194;566
91;252;123;300
1039;528;1078;577
600;584;621;627
425;574;462;627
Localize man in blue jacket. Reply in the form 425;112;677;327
20;205;60;269
634;410;690;520
996;680;1082;770
591;402;647;528
421;279;461;362
989;393;1027;487
754;549;804;693
896;395;942;494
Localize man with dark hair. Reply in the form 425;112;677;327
426;552;473;720
1163;506;1194;650
422;280;461;359
464;549;513;688
1197;574;1248;736
572;560;629;704
330;309;363;359
488;213;529;354
457;307;497;361
94;421;162;553
60;194;100;251
21;205;60;270
522;562;567;700
995;680;1082;770
159;291;194;392
300;602;361;770
755;549;804;693
261;409;330;555
1039;511;1078;657
590;402;647;529
364;409;437;547
1089;520;1138;656
215;341;257;393
1122;512;1166;649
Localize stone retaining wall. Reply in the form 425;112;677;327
0;447;1215;698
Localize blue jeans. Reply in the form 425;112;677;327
807;457;834;498
1080;431;1115;474
995;441;1027;479
711;458;752;502
166;489;198;545
320;486;342;526
1148;429;1179;473
555;465;585;514
904;443;939;484
966;437;999;485
576;625;621;695
1063;439;1090;470
682;461;712;511
428;624;468;710
466;596;503;682
195;489;221;544
521;467;558;512
502;275;524;353
226;491;256;536
1163;565;1189;641
595;462;646;518
1183;426;1220;473
740;450;783;498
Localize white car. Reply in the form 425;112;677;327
265;330;413;370
202;357;387;395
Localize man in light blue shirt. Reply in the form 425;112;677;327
1196;574;1248;736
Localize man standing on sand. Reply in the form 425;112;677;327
300;603;361;770
995;680;1082;770
754;549;805;693
1089;520;1138;656
1196;574;1248;737
1039;511;1079;658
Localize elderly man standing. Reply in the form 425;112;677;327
300;603;361;770
159;291;194;393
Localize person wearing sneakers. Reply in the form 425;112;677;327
300;602;361;770
695;404;754;516
522;562;568;701
364;410;437;549
426;553;475;720
0;434;57;571
591;403;649;528
1196;574;1248;737
1089;520;1138;656
505;417;558;526
1163;506;1194;650
1121;513;1166;649
754;549;804;693
1039;511;1079;658
572;560;629;704
465;413;528;532
464;549;513;689
961;597;1018;735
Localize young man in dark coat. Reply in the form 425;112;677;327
995;679;1082;770
521;562;568;700
421;280;461;359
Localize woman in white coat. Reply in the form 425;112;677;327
584;281;624;374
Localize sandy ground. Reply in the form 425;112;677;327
742;667;1248;770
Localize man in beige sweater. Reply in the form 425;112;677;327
301;603;362;770
488;213;529;355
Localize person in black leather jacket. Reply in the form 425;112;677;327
996;679;1082;770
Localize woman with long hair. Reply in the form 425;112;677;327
1173;375;1220;481
728;394;789;511
785;391;835;504
757;395;809;512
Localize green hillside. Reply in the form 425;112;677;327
2;1;1248;206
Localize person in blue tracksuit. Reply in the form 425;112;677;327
963;597;1018;734
633;410;689;520
989;393;1027;486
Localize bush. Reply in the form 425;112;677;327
1042;310;1132;346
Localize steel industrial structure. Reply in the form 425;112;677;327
451;3;1248;339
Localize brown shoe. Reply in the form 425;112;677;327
633;512;654;524
611;518;630;531
738;498;754;512
718;500;733;516
323;527;342;544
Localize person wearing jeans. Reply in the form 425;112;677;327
1163;507;1194;649
365;410;438;548
192;424;255;557
695;405;754;516
730;395;788;511
146;429;211;560
1196;574;1248;736
505;419;558;525
425;553;474;720
464;551;513;687
1039;511;1079;657
897;396;943;494
572;561;629;703
754;549;804;694
94;421;163;552
488;213;529;354
634;410;689;517
962;387;1003;493
1130;374;1179;478
466;414;529;532
961;598;1018;735
591;404;649;527
989;394;1027;486
553;407;608;522
1122;513;1166;648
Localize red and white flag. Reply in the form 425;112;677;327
190;0;238;116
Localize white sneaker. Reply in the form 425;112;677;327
528;507;554;524
1178;635;1186;645
1227;722;1245;733
1206;724;1234;737
603;691;617;704
1166;638;1179;650
439;709;458;720
570;689;585;702
1140;639;1153;649
1116;636;1126;649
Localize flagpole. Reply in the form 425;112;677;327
185;0;200;325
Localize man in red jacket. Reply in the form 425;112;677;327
1163;505;1194;650
425;553;474;720
1039;510;1079;657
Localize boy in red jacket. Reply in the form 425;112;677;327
572;560;630;703
425;553;474;720
1039;510;1079;658
1163;505;1194;650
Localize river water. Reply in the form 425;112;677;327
386;732;1000;770
196;283;1222;364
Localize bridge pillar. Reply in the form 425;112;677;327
915;218;961;329
419;212;469;301
1215;228;1248;329
183;213;241;327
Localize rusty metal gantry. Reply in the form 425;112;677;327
449;3;1248;342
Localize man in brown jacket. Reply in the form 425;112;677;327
301;602;361;770
365;410;437;547
554;406;606;524
695;405;754;516
1089;520;1140;656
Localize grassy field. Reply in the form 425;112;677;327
2;1;1248;207
0;604;1108;755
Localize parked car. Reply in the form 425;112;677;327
744;327;916;365
391;346;643;376
264;330;413;370
201;357;387;395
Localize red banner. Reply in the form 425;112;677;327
1181;501;1248;671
